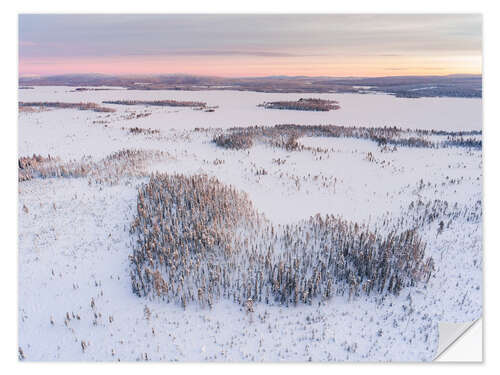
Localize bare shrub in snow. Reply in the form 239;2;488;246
127;127;160;136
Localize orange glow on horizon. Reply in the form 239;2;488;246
18;54;482;78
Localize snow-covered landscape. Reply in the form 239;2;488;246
18;86;482;362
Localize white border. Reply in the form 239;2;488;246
2;1;498;373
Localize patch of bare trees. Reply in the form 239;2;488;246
103;100;207;108
129;174;436;309
258;98;341;111
213;133;254;150
18;102;116;113
211;124;482;151
127;127;160;136
18;150;170;184
442;136;482;149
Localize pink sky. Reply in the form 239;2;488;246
19;14;482;77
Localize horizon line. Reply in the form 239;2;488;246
19;72;483;79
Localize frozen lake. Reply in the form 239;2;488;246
19;86;482;131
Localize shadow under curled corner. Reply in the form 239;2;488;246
434;318;483;362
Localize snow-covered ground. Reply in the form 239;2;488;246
18;87;482;361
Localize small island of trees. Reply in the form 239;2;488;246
258;98;341;111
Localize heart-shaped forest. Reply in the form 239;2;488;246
129;174;439;309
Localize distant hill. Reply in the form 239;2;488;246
19;73;482;98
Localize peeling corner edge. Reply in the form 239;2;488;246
434;318;483;362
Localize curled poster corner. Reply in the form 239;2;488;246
435;318;483;362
